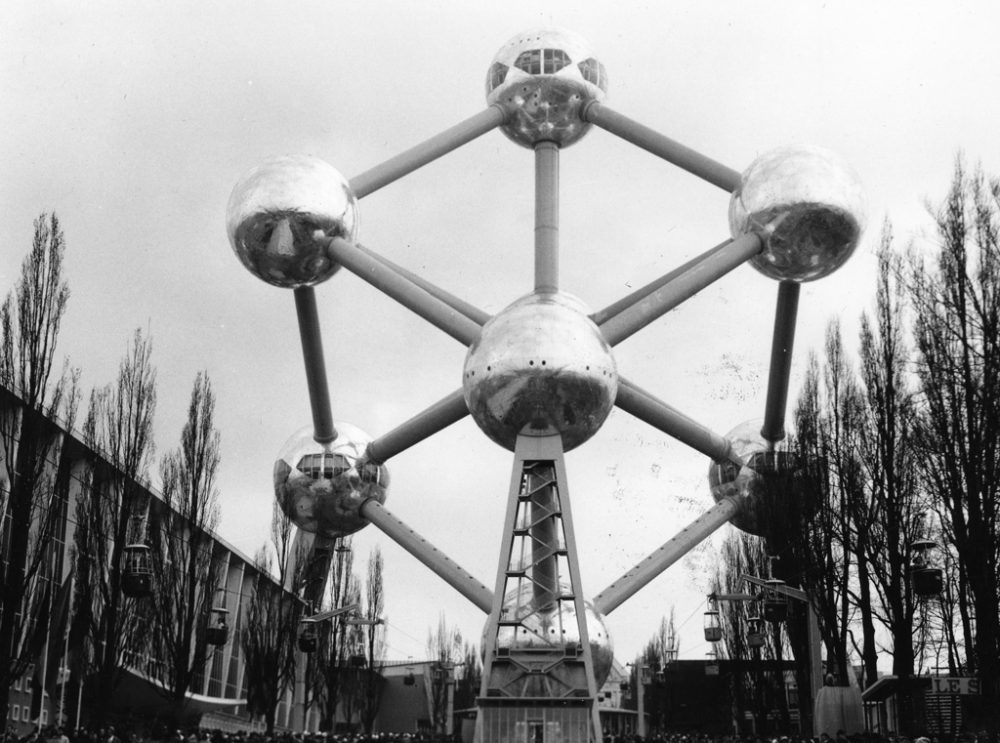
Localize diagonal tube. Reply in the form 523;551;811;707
590;238;735;326
615;376;744;467
349;106;506;199
323;236;481;346
294;286;337;444
365;389;469;464
599;233;763;346
360;499;494;613
760;281;800;444
353;243;490;326
583;101;743;192
593;496;743;615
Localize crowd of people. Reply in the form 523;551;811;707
6;726;998;743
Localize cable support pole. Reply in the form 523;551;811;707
600;232;763;346
535;141;560;292
294;287;337;444
323;237;482;346
349;106;507;199
760;280;800;445
583;101;743;192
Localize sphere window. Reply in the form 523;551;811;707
296;452;351;479
514;49;542;75
578;58;607;89
487;62;509;94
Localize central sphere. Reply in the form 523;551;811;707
486;28;608;148
463;291;617;452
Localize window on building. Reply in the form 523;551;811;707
487;62;509;93
12;705;20;721
514;49;542;75
578;58;607;89
543;49;570;73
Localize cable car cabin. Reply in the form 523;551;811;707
762;579;789;623
746;616;766;649
704;609;723;643
298;624;318;653
121;543;153;598
350;654;367;668
206;608;229;646
910;539;944;597
403;671;415;686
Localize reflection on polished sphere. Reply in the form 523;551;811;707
273;422;388;539
489;583;614;688
463;291;617;452
729;145;866;282
708;420;805;537
486;28;608;148
226;155;358;288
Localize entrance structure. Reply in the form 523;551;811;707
224;27;866;743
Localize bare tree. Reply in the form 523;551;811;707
242;502;304;735
426;613;462;735
908;159;1000;726
0;213;80;715
147;371;223;722
75;328;157;723
357;547;386;734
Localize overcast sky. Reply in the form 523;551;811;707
4;0;1000;668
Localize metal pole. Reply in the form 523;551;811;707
350;106;506;198
294;287;337;444
590;238;734;326
535;141;559;292
324;237;481;346
615;376;744;467
360;499;494;613
365;389;469;464
593;496;742;615
760;281;800;444
353;243;490;326
600;233;763;346
583;101;742;192
637;670;647;738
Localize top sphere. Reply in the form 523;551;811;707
729;145;866;282
226;155;358;288
486;28;607;148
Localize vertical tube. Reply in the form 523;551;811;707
760;281;800;444
294;287;337;444
529;467;558;611
535;142;560;292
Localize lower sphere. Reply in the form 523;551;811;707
487;582;614;688
273;422;388;538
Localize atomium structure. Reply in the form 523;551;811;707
226;27;865;743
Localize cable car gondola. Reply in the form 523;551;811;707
762;579;788;623
207;607;230;645
121;543;153;598
703;608;723;643
746;616;765;649
910;539;944;598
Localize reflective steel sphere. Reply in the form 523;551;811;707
488;582;614;688
486;28;608;148
463;291;617;452
708;420;807;537
226;155;358;288
273;422;388;538
729;145;866;282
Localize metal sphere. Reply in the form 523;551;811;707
729;145;866;282
488;583;615;688
462;291;617;452
273;422;388;539
486;28;608;148
226;155;358;288
707;420;805;537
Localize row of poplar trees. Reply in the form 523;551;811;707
709;159;1000;733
